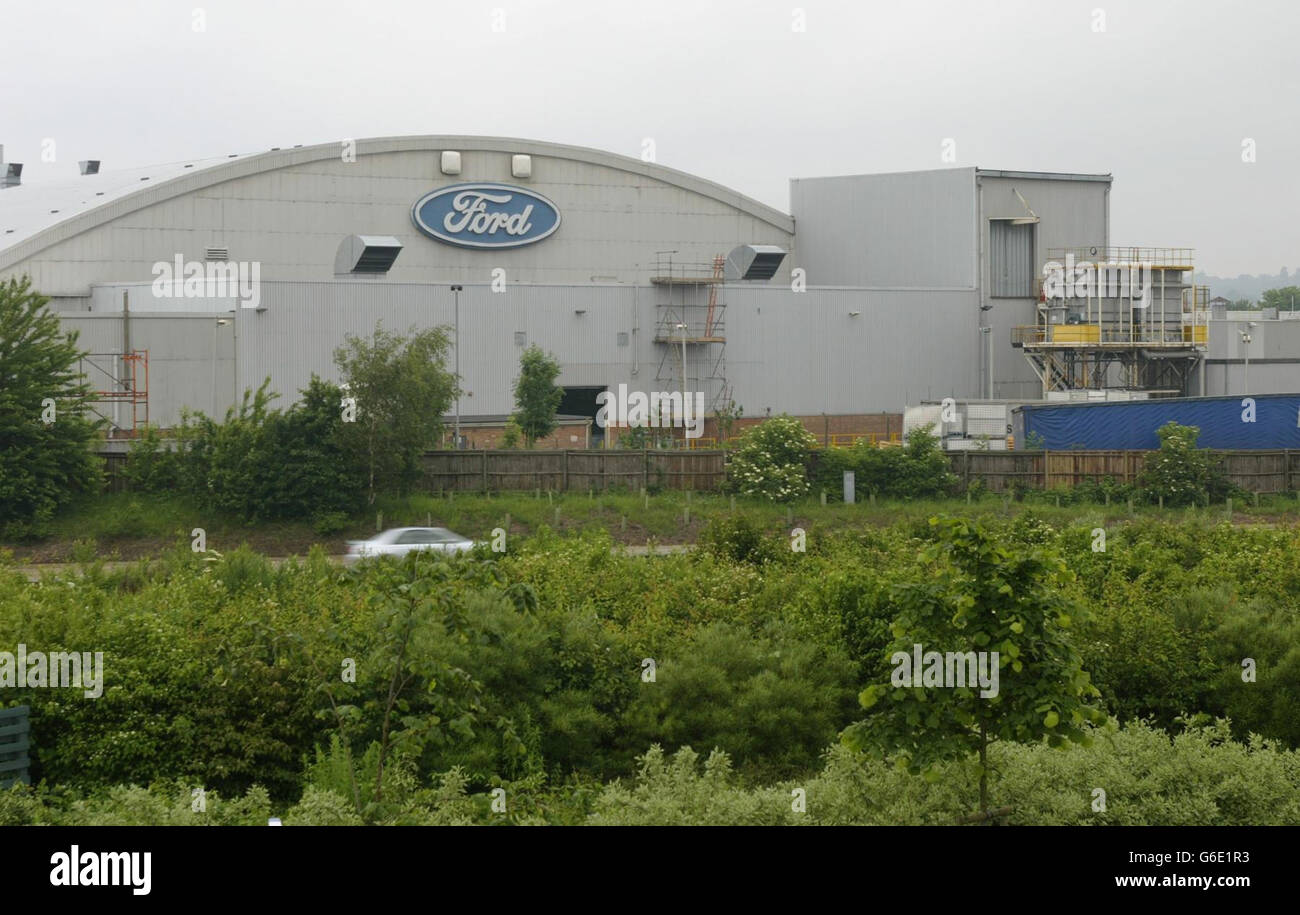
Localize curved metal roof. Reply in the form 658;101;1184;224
0;136;794;269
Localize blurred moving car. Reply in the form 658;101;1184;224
344;527;477;565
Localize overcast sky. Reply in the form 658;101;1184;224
2;0;1295;277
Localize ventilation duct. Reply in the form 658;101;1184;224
724;244;786;281
79;160;101;175
335;235;403;275
0;146;21;189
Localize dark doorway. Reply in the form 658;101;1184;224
559;386;607;447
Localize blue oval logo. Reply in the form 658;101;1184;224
411;183;561;249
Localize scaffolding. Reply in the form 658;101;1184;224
79;350;149;437
651;253;730;416
1013;247;1208;396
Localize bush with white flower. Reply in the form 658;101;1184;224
1139;421;1233;506
726;414;818;502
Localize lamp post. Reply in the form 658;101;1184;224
979;304;994;399
681;322;691;436
451;285;463;449
212;318;229;417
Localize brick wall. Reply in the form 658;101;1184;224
440;422;591;450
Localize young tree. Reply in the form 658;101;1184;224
512;345;562;448
334;322;458;503
0;276;102;535
842;517;1108;819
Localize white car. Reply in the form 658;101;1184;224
344;527;477;565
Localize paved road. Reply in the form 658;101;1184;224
9;543;693;582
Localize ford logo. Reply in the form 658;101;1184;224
411;183;561;249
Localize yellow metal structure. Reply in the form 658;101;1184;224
1051;324;1101;344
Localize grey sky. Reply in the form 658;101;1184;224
2;0;1295;277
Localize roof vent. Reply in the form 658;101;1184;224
724;244;787;281
206;246;230;261
335;234;403;275
0;146;21;188
79;160;100;175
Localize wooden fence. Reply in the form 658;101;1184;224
420;450;726;492
948;450;1300;494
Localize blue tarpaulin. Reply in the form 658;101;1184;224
1019;394;1300;450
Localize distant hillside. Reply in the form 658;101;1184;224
1195;268;1300;304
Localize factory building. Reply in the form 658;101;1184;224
0;136;1260;443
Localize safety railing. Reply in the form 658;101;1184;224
1046;247;1195;267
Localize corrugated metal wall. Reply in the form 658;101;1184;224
70;280;982;427
789;168;977;288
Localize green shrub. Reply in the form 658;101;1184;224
125;376;364;521
726;415;818;502
696;515;783;565
811;425;956;501
590;720;1300;825
621;623;859;779
1140;421;1234;506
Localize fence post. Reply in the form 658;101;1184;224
482;451;488;493
643;449;649;492
562;450;569;492
1042;450;1049;489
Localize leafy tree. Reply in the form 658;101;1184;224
843;517;1108;819
334;322;458;502
0;276;102;536
1259;286;1300;312
512;345;562;448
713;399;743;449
262;376;365;518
